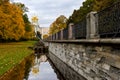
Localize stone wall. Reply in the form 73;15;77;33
48;42;120;80
48;51;86;80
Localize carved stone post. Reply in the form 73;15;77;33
86;12;99;39
55;33;58;40
68;23;74;39
61;29;63;40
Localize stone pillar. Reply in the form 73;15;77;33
50;36;52;40
55;33;58;40
61;30;63;40
68;23;74;39
86;12;99;39
53;34;55;40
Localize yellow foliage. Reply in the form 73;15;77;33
23;31;34;40
0;1;25;40
43;34;48;39
49;15;67;35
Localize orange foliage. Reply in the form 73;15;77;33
0;1;25;40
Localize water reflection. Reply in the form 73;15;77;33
31;56;40;74
27;54;58;80
0;54;34;80
0;53;64;80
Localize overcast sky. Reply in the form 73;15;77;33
13;0;85;27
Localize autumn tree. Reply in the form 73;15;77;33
22;14;34;40
13;2;28;13
14;2;34;40
49;15;67;35
0;1;25;41
43;34;48;39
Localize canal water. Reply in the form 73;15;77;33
26;54;57;80
24;53;64;80
0;53;65;80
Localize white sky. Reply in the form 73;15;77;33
13;0;85;27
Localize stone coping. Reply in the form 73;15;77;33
44;38;120;44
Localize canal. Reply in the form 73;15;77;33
26;53;64;80
0;40;83;80
0;52;65;80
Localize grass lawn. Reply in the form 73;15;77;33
0;41;36;76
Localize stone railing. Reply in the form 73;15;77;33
45;1;120;41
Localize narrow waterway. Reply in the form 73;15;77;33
0;52;65;80
26;54;59;80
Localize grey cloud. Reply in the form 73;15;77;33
14;0;84;27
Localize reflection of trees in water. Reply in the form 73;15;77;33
32;55;40;75
0;54;34;80
24;55;34;80
28;54;66;80
32;66;39;74
31;54;47;75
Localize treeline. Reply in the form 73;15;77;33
49;15;67;35
67;0;117;24
49;0;117;35
0;0;34;42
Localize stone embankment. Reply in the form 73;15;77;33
47;39;120;80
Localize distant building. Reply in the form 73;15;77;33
39;27;49;39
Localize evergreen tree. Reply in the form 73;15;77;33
93;0;116;11
67;0;117;25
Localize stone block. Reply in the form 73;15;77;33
102;63;110;70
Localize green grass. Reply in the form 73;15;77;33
0;41;36;76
